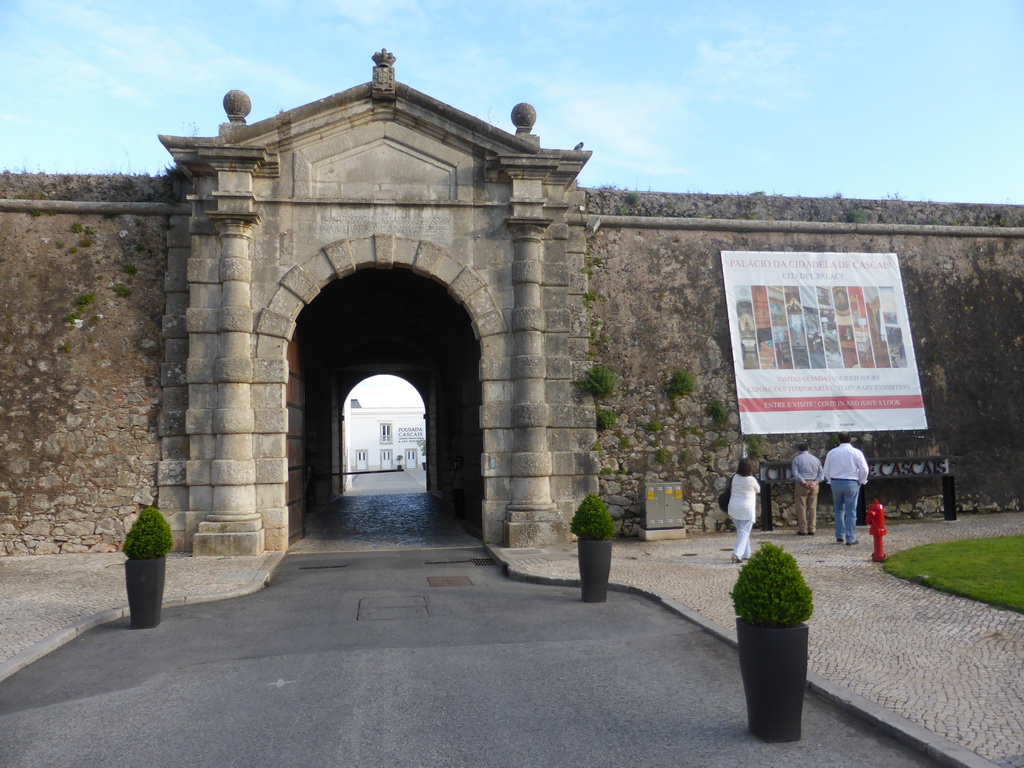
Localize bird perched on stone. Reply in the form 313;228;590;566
574;142;584;150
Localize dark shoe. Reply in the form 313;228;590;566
808;531;816;536
797;531;808;536
731;555;742;564
836;538;844;544
846;540;858;546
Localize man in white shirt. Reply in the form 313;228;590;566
822;432;869;545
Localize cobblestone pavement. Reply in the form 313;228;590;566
0;551;279;680
290;476;479;553
493;513;1024;768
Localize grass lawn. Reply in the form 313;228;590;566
884;535;1024;613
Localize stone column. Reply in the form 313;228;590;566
191;214;264;556
504;220;560;546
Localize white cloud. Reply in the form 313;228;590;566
689;20;806;110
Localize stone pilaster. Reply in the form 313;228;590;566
191;215;264;556
504;221;564;546
185;144;270;556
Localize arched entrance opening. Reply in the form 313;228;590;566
289;267;483;546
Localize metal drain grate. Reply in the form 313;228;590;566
298;564;348;570
423;557;496;566
427;575;473;587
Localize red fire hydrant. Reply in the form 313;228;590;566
866;499;887;562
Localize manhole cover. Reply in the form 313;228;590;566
427;575;472;588
357;596;428;620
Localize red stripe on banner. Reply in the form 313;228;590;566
739;395;924;413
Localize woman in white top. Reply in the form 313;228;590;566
727;457;760;563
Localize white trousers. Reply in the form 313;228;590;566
731;517;754;559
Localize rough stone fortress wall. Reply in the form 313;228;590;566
581;189;1024;533
0;173;177;554
2;171;1023;555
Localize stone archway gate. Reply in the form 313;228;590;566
157;51;598;555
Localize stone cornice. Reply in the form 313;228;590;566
573;213;1024;239
0;199;188;215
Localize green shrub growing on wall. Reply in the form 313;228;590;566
654;447;670;464
707;398;728;425
596;408;617;430
745;435;765;459
667;370;695;398
576;364;617;398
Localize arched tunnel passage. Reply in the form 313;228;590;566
288;267;484;549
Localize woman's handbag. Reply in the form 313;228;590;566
718;480;732;512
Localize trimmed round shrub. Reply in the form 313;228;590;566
570;493;616;541
731;542;813;627
123;507;174;560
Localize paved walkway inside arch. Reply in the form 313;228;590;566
291;469;479;553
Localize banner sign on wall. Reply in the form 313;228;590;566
721;251;927;435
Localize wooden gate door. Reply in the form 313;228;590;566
286;334;305;543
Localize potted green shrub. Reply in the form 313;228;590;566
730;541;813;742
570;493;616;603
122;506;174;629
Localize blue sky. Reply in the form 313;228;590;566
1;0;1022;204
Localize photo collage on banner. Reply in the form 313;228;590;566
721;251;928;435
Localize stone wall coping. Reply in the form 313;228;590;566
576;213;1024;239
0;199;189;216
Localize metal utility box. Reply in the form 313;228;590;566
644;482;684;529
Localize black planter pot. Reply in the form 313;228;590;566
577;539;612;603
735;617;808;742
125;557;167;629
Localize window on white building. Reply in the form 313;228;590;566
380;423;392;444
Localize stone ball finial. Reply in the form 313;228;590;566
223;90;252;124
511;103;537;134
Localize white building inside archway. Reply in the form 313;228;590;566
343;399;426;485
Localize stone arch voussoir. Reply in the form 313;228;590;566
257;234;507;342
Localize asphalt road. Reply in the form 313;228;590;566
0;546;940;768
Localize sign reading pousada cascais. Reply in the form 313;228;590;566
721;251;927;435
396;426;424;441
